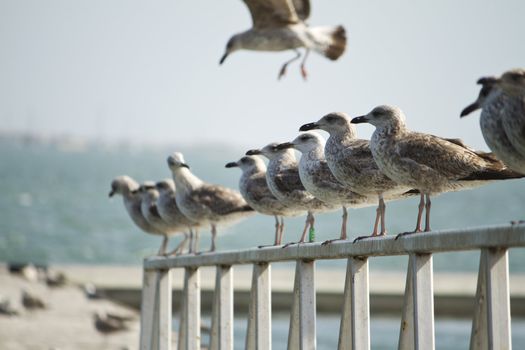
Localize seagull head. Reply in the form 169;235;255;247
496;68;525;97
247;142;286;160
351;105;406;130
155;179;175;194
109;175;139;197
220;35;242;65
278;132;325;154
300;112;356;137
167;152;190;172
460;78;498;118
225;155;265;173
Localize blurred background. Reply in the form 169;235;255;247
1;0;525;349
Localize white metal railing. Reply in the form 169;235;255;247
139;223;525;350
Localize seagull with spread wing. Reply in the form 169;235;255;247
220;0;347;80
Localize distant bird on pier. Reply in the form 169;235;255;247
0;297;19;316
247;143;337;244
21;290;46;310
277;132;373;244
226;155;302;246
156;179;201;253
167;152;254;252
352;105;525;236
93;312;130;334
461;74;525;174
139;182;189;256
219;0;347;80
300;113;418;240
109;176;167;255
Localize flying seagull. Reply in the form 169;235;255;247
220;0;347;80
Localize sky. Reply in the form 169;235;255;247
1;0;524;150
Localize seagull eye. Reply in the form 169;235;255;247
325;116;335;122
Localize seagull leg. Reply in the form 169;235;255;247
300;49;310;80
158;235;169;255
193;229;200;253
210;225;217;252
322;206;348;245
396;193;425;239
424;194;432;232
278;49;301;80
353;195;388;243
278;217;285;244
283;211;311;248
188;229;194;253
259;216;281;248
166;233;189;256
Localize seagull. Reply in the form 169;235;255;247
219;0;346;80
109;176;168;255
460;75;525;173
300;112;418;239
156;179;201;253
0;297;19;316
352;105;525;235
167;152;254;252
493;69;525;159
246;143;337;245
225;155;303;246
276;132;373;244
21;290;46;310
93;312;130;334
139;182;189;256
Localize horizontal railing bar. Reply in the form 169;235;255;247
144;224;525;270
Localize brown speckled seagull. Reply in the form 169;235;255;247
352;105;524;237
220;0;346;80
167;152;254;252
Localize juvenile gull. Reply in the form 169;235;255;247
352;105;524;235
156;179;201;253
220;0;346;80
246;143;337;245
109;176;168;254
139;182;189;256
167;152;254;252
225;155;303;246
460;76;525;173
300;112;417;238
495;69;525;159
277;132;373;244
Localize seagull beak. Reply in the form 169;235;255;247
181;163;190;169
108;190;115;197
275;142;294;150
460;102;480;118
225;162;238;168
350;115;368;124
246;149;261;155
299;122;320;132
219;52;229;65
477;76;499;86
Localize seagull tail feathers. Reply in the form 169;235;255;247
312;25;347;61
460;153;525;181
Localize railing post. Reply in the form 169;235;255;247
246;262;272;350
140;269;158;350
210;265;234;350
470;248;511;350
158;269;173;350
178;274;188;350
184;267;201;350
398;253;435;350
287;260;316;350
338;257;370;350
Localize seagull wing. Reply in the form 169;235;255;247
291;0;310;21
243;0;301;28
273;167;306;193
395;132;485;179
192;184;252;216
246;176;274;203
